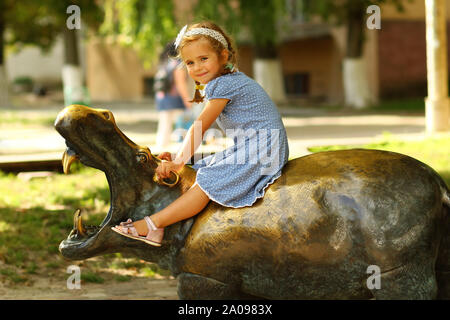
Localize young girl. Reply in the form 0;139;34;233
112;21;289;246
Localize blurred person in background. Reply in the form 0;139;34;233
154;41;192;149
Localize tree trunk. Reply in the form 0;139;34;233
62;27;85;106
343;4;372;109
252;44;287;104
424;0;449;132
0;4;9;108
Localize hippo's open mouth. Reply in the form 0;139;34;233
54;105;150;259
54;105;188;260
59;141;112;255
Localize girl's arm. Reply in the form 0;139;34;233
173;67;192;109
156;98;229;179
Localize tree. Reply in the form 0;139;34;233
0;0;102;107
99;0;179;67
0;0;60;106
302;0;408;108
424;0;449;132
31;0;103;105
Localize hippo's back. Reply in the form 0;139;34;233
180;149;446;299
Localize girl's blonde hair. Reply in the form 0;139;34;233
175;21;238;103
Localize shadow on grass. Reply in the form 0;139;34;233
51;184;110;212
0;202;170;286
0;205;73;284
0;167;174;287
0;179;110;281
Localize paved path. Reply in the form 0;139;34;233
0;276;179;300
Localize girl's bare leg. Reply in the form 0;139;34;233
132;183;210;235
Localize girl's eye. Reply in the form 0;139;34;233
201;57;208;61
186;61;193;65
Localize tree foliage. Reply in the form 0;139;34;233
190;0;241;41
2;0;102;54
100;0;179;67
192;0;286;58
301;0;410;57
302;0;407;24
2;0;60;54
98;0;289;65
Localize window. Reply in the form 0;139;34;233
284;73;309;96
143;77;155;97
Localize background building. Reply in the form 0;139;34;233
5;0;450;105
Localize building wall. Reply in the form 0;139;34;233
235;45;254;78
86;39;145;101
377;18;450;98
278;36;335;100
377;0;450;98
5;32;85;87
381;0;450;20
378;20;427;98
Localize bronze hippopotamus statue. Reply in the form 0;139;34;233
54;104;450;299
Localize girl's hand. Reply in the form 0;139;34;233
155;160;183;181
157;152;172;162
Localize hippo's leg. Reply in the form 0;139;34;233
177;273;261;300
370;262;438;300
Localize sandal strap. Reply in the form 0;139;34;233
120;218;133;226
143;216;163;244
144;216;157;231
122;224;139;236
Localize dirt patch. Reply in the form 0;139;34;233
0;274;179;300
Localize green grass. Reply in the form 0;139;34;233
81;272;105;284
0;165;171;285
0;111;55;126
308;133;450;188
321;98;425;114
115;275;132;282
370;98;425;113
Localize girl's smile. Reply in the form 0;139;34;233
181;38;228;84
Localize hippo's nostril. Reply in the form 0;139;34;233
55;112;66;128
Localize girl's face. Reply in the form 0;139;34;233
181;37;228;84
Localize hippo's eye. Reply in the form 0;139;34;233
137;152;148;163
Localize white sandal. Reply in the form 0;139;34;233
111;216;164;247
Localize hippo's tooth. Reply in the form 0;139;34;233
73;209;86;236
62;149;78;174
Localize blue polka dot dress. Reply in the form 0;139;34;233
191;71;289;208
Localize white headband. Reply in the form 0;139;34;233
174;25;228;49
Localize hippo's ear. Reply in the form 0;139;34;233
148;148;162;169
137;147;159;169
